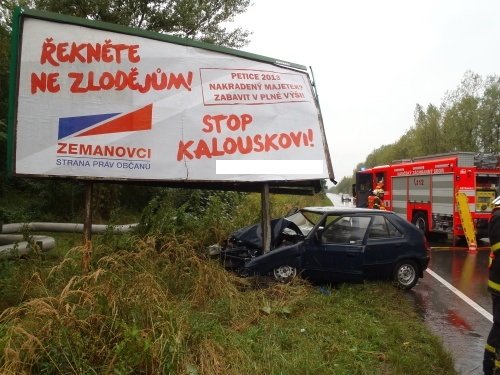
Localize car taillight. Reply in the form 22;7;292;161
423;235;431;257
423;236;429;249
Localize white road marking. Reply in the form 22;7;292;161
426;268;493;323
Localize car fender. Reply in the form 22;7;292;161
243;242;304;275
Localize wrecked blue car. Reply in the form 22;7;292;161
217;207;430;290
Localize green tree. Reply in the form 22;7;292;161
441;71;482;152
0;22;10;122
441;97;480;152
1;1;35;29
477;75;500;153
365;142;406;168
0;22;10;177
338;71;500;187
413;103;443;155
330;175;354;195
391;130;419;160
2;0;251;47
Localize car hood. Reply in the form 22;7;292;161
229;218;301;250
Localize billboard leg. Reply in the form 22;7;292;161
83;181;93;273
261;183;271;253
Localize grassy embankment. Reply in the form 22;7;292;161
0;193;456;374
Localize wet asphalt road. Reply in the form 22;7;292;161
408;246;492;375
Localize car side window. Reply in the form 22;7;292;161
368;215;403;239
321;215;370;244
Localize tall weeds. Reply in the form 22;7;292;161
0;232;311;374
0;192;455;374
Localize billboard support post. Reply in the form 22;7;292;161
261;183;271;253
83;181;93;273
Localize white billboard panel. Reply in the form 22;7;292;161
13;14;332;183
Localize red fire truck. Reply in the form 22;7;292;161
354;152;500;242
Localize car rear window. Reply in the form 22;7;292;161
368;215;403;239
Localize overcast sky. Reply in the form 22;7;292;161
233;0;500;183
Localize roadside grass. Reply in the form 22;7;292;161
0;192;456;374
0;234;456;374
0;232;82;310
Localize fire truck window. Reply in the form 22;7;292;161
375;173;385;188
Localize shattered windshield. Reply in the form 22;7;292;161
285;210;323;235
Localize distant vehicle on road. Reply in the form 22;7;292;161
341;194;351;202
218;207;431;289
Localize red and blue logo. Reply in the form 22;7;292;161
58;104;152;140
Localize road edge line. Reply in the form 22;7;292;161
426;268;493;323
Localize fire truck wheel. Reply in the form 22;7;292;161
393;260;419;290
412;212;428;233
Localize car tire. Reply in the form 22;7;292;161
273;265;297;283
393;260;419;290
412;212;428;233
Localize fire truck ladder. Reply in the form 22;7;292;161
455;192;477;252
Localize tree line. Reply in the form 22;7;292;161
331;71;500;194
2;2;499;216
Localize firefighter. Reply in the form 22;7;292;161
367;190;377;209
484;195;500;375
373;189;386;210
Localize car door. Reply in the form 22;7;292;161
364;214;407;278
302;215;370;282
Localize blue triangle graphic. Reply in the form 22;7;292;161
58;113;120;139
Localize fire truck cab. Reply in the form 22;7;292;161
354;152;500;243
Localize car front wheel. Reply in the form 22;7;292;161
273;265;297;283
393;260;419;290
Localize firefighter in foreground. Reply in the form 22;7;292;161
484;196;500;375
368;188;386;210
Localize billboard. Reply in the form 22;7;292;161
9;9;334;185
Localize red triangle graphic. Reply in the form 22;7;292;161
77;104;152;137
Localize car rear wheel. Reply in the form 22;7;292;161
393;260;419;290
273;265;297;283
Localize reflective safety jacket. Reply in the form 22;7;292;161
488;207;500;295
373;196;386;210
367;195;376;209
